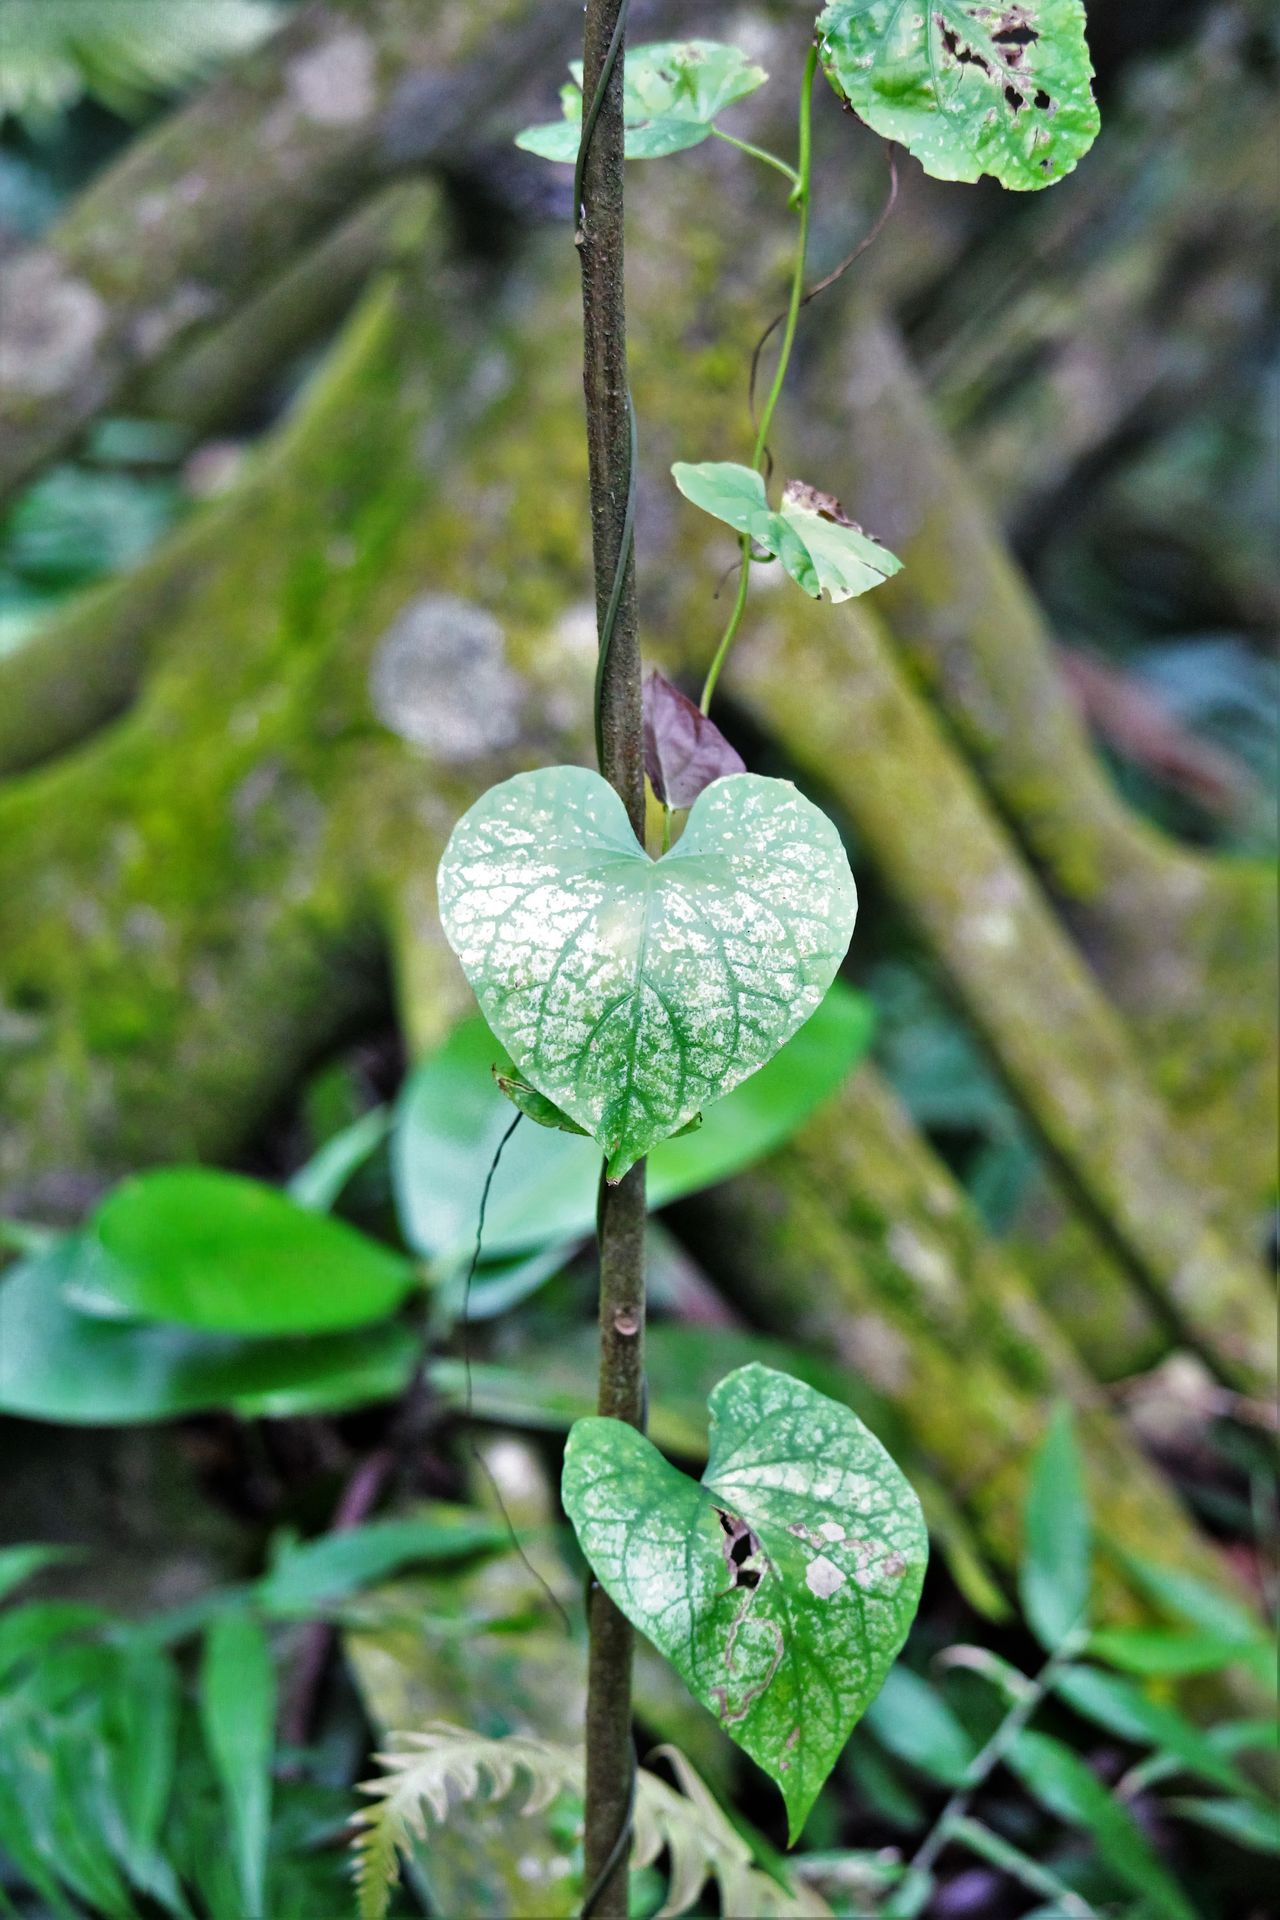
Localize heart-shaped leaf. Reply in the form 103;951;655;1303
818;0;1099;192
643;669;745;809
515;41;767;163
562;1364;927;1839
437;768;857;1180
672;462;902;603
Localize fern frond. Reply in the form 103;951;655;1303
352;1722;831;1920
0;0;279;131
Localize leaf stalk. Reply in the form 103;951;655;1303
699;42;818;716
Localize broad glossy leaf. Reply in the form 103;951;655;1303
199;1612;275;1920
1007;1730;1197;1920
0;1246;416;1423
1019;1404;1090;1649
818;0;1099;191
515;41;767;163
437;768;857;1180
643;669;744;808
65;1167;415;1335
672;463;901;603
562;1364;927;1839
394;982;873;1263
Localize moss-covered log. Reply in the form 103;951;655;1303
729;597;1270;1393
0;0;565;504
683;1064;1257;1620
137;179;439;439
805;310;1278;1249
0;186;445;781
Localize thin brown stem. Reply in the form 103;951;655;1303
576;3;647;1914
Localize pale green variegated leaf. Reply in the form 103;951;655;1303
515;41;767;163
672;462;902;604
437;768;857;1180
562;1364;927;1840
817;0;1099;192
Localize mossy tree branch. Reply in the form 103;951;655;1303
0;0;567;506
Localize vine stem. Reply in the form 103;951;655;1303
699;41;817;716
576;2;646;1915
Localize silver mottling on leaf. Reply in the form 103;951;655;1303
436;768;857;1177
561;1364;927;1840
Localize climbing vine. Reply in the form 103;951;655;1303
423;5;1098;1914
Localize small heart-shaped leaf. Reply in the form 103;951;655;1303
515;41;768;163
643;669;744;809
818;0;1099;192
563;1364;927;1839
672;462;902;603
437;768;856;1179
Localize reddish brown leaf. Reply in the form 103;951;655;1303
642;669;744;809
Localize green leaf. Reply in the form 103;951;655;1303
0;1246;417;1423
1166;1796;1280;1855
817;0;1099;192
256;1517;504;1618
1089;1624;1273;1680
1051;1663;1250;1795
103;1642;182;1899
515;40;767;163
1116;1553;1273;1661
672;463;902;603
65;1167;415;1334
1019;1404;1089;1649
1006;1729;1197;1920
394;982;874;1263
562;1363;927;1840
0;1601;106;1683
199;1612;275;1920
0;1541;76;1602
286;1105;392;1211
438;768;858;1181
863;1668;976;1786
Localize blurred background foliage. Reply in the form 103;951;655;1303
0;0;1275;1915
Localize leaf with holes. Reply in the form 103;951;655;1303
818;1;1099;191
672;463;902;604
644;670;745;809
437;768;856;1181
515;40;768;163
562;1364;927;1840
